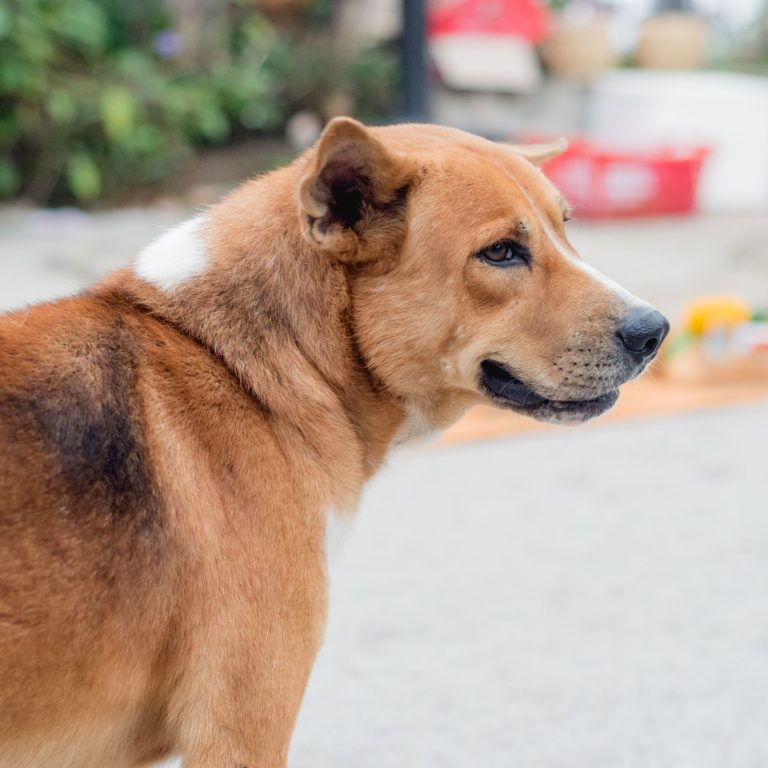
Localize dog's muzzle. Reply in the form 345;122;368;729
480;359;619;419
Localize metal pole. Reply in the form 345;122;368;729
401;0;429;121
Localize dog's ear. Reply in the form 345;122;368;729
298;117;414;261
507;137;568;166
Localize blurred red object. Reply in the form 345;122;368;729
540;140;710;218
429;0;550;43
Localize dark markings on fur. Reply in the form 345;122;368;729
353;182;409;239
385;184;410;216
0;318;160;528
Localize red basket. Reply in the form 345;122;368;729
540;140;710;219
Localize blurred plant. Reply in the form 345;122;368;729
348;42;400;121
0;0;397;206
266;30;398;123
719;2;768;76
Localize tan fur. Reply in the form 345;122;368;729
0;119;662;767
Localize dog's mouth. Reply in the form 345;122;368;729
479;359;619;423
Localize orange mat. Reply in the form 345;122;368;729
441;376;768;445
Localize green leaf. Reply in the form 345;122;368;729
46;89;78;125
0;4;11;40
66;153;101;201
0;108;20;143
0;158;20;197
196;104;230;142
50;0;107;57
100;86;135;142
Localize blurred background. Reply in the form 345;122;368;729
1;1;768;766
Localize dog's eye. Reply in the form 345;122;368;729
477;240;530;267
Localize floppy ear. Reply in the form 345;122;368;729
298;117;414;261
507;137;568;166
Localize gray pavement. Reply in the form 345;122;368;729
1;205;767;766
293;405;768;768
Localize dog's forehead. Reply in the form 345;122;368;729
370;124;566;220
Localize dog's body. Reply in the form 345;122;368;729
0;120;667;767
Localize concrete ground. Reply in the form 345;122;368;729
293;406;768;768
1;205;767;766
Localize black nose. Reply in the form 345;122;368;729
617;307;670;358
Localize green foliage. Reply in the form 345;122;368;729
348;43;400;121
0;0;398;206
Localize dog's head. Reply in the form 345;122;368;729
298;118;669;428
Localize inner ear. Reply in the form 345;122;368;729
316;156;374;230
299;117;414;260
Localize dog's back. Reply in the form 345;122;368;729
0;282;331;767
0;294;178;766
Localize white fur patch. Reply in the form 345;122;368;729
394;402;434;445
564;253;650;309
134;217;208;291
325;510;354;566
535;215;647;308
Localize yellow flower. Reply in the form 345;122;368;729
684;296;751;336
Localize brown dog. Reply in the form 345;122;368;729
0;119;668;767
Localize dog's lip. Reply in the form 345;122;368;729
479;359;618;412
479;359;547;406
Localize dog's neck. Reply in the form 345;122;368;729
103;166;408;505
